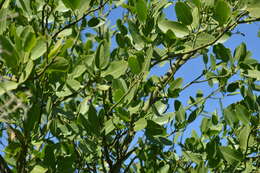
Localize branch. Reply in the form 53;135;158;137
238;17;260;24
52;0;110;39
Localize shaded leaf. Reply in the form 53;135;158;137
213;0;231;25
135;0;147;22
219;146;243;164
128;56;141;74
175;2;193;25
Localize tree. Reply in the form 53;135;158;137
0;0;259;172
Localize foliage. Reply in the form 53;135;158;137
0;0;260;172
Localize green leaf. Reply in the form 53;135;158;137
31;165;48;173
146;120;167;137
116;33;126;48
192;0;201;8
134;118;147;131
135;0;147;22
23;32;36;52
175;2;193;25
183;151;202;164
203;0;214;7
116;19;128;35
247;0;260;18
235;104;250;125
48;40;63;58
193;33;215;47
19;59;34;83
113;89;124;102
24;103;40;133
95;40;110;69
0;9;8;34
158;18;189;38
97;84;110;91
169;78;183;90
128;21;145;50
245;69;260;80
88;105;99;130
104;120;115;135
188;108;200;123
159;164;170;173
234;43;247;61
191;6;200;29
101;60;128;78
112;78;127;93
47;57;69;72
88;17;101;27
213;0;231;25
0;36;19;72
31;38;47;60
69;65;87;78
128;56;141;74
200;118;210;134
176;106;186;122
209;55;216;72
153;112;175;125
66;79;82;91
227;82;239;92
219;146;243;164
224;107;238;125
238;125;251;151
62;0;81;10
57;28;72;38
213;43;231;62
0;81;18;95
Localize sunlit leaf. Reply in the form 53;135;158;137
101;60;128;78
158;18;189;38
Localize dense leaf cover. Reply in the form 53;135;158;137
0;0;260;172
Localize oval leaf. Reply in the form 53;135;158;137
213;0;231;25
101;60;128;78
175;2;193;25
128;56;141;74
158;18;189;38
135;0;147;22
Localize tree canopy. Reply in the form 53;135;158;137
0;0;260;172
